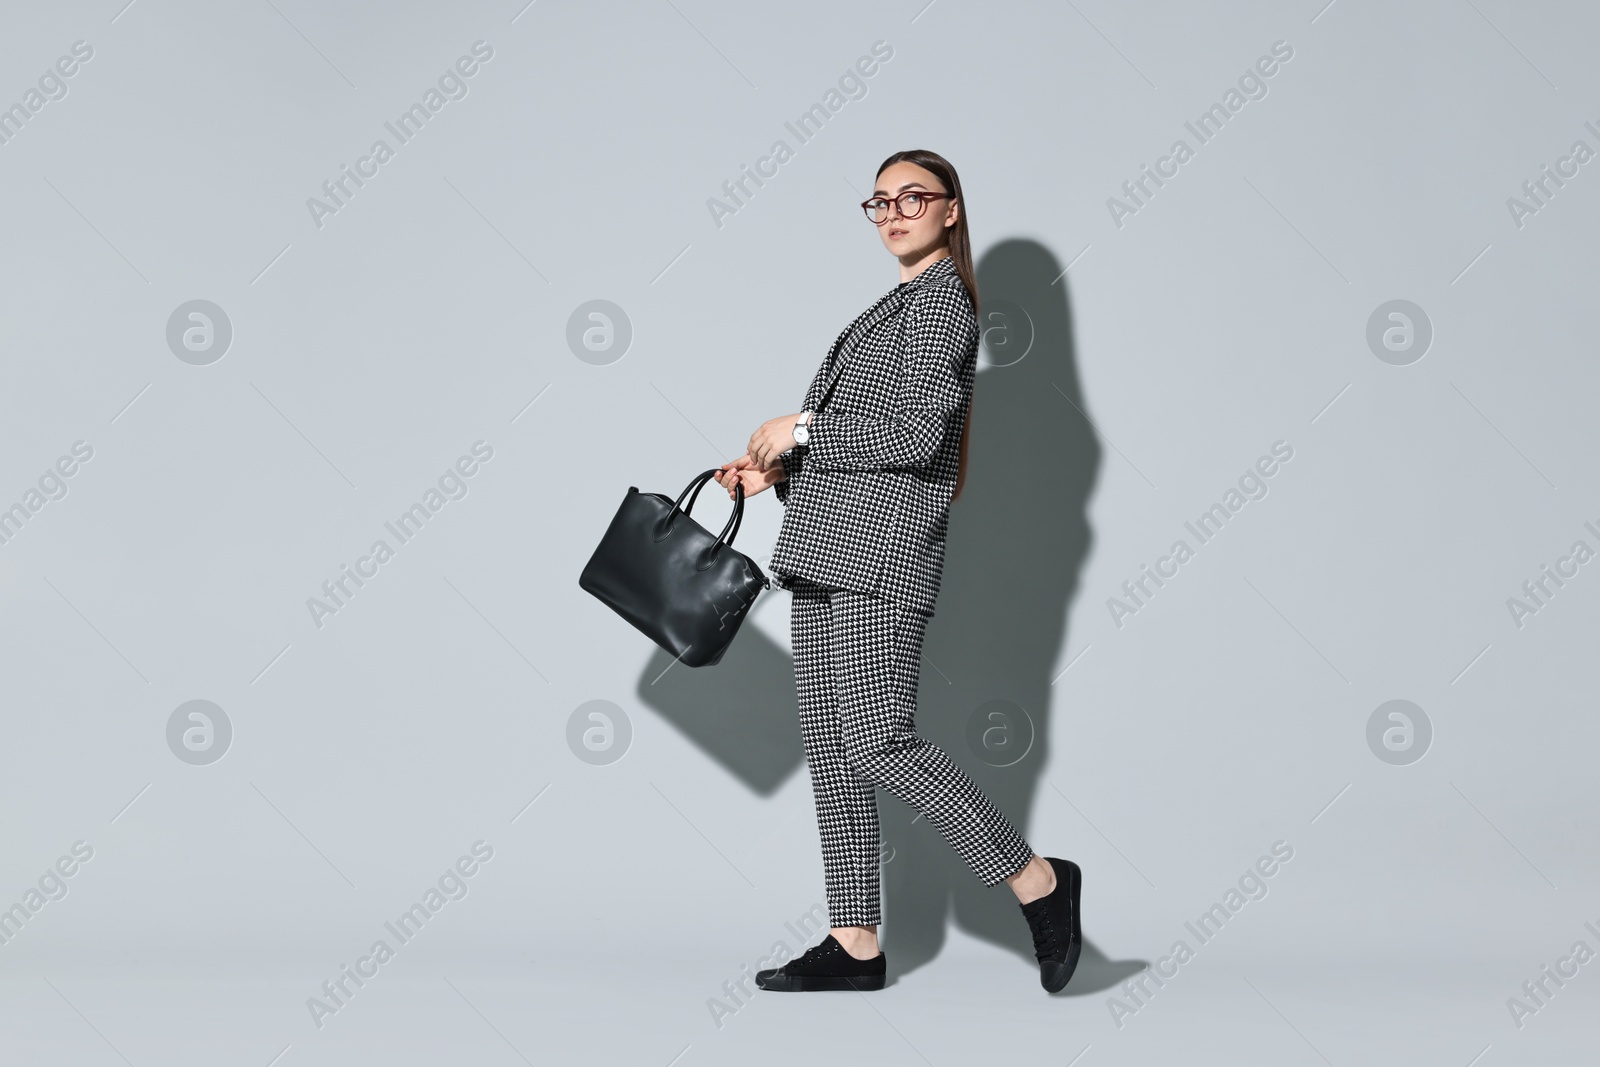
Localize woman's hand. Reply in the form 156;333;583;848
715;453;786;499
746;413;807;471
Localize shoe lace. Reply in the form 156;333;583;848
790;939;835;969
1025;904;1059;959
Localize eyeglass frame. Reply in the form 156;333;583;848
860;190;956;225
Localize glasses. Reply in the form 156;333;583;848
861;190;955;224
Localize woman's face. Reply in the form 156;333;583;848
870;161;958;258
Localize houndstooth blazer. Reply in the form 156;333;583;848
768;255;977;617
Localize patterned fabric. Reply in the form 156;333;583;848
788;575;1035;928
771;255;977;618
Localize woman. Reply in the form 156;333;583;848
715;150;1083;994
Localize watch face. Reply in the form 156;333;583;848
794;426;809;444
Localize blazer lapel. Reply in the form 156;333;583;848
809;287;907;408
804;257;960;410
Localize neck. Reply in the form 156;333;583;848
898;248;951;284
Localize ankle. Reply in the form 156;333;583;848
1009;856;1057;904
831;925;880;959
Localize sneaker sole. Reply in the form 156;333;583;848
756;973;886;992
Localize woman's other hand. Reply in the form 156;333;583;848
716;453;786;500
746;414;806;471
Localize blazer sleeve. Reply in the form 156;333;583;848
802;284;973;472
774;446;803;505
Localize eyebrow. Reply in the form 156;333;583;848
872;180;930;196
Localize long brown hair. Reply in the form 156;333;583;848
874;149;978;498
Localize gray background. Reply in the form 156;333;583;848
2;0;1596;1064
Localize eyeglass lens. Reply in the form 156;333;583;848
866;193;929;222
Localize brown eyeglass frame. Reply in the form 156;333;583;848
861;191;956;224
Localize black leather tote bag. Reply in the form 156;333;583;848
579;468;772;668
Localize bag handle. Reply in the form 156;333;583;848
660;468;745;553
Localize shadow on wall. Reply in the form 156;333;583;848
635;238;1146;994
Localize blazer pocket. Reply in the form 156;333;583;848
796;467;895;583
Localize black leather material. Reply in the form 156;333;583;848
579;468;771;668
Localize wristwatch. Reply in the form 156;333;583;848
792;410;813;446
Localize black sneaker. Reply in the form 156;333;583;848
754;934;887;992
1018;857;1082;992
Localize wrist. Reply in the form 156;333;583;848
792;410;814;447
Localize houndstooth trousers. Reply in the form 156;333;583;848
787;575;1036;928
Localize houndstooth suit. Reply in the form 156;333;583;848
770;257;1035;928
787;574;1035;928
769;254;977;619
